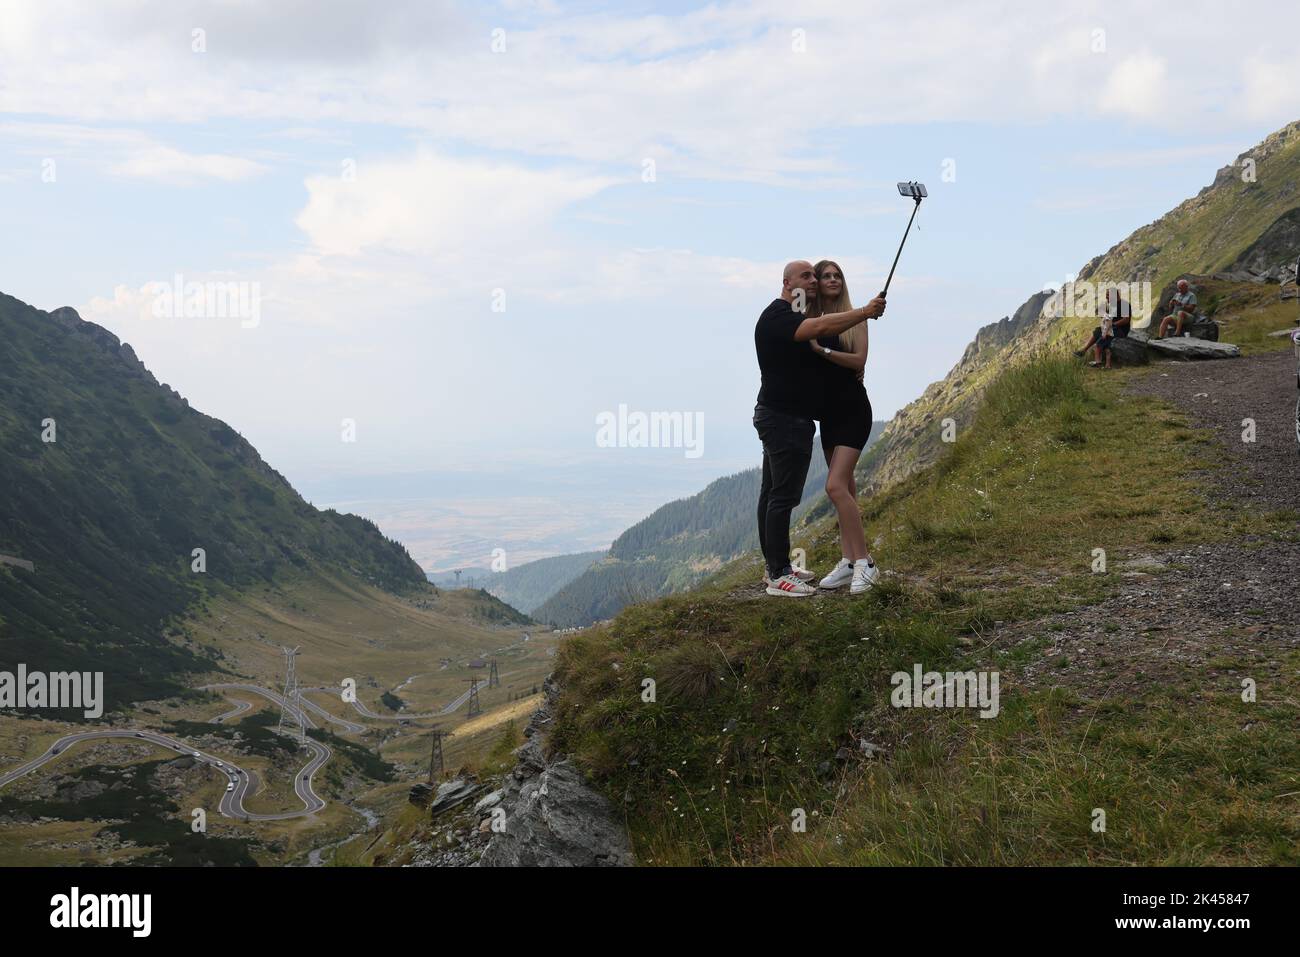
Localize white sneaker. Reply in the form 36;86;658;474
850;558;880;594
818;558;854;590
766;574;816;597
790;567;816;583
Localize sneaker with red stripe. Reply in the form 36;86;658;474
766;573;816;597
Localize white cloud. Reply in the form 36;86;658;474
0;121;267;184
108;146;266;183
1240;55;1300;123
1098;52;1170;119
294;149;618;258
5;0;1296;190
1074;143;1242;169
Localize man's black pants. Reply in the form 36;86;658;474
753;405;814;580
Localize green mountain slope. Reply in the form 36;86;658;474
436;550;605;614
864;120;1300;491
0;294;428;715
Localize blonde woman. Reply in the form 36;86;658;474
807;260;878;593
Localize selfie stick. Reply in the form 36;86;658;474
878;181;927;303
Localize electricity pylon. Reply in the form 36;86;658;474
277;645;305;743
488;659;500;688
466;678;482;718
427;727;446;783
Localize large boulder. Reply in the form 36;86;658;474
1109;336;1149;366
408;782;433;807
429;777;482;817
478;677;632;867
1145;335;1241;360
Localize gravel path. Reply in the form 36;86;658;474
1004;350;1300;699
1129;349;1299;514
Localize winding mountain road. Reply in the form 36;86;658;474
0;685;343;820
0;671;514;823
202;683;365;734
302;671;516;721
0;727;330;821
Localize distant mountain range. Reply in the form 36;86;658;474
427;549;605;614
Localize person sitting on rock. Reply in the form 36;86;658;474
1074;287;1130;364
1157;279;1197;338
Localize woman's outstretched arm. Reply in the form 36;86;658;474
815;325;869;373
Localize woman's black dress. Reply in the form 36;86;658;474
817;334;873;455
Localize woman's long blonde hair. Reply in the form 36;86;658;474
811;259;861;353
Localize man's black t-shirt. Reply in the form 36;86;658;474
755;298;824;419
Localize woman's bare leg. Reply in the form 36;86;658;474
825;445;868;561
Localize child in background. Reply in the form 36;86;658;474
1091;302;1115;369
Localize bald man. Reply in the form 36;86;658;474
1158;279;1197;338
754;261;885;597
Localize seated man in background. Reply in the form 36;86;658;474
1158;279;1197;338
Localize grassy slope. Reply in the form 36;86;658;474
550;340;1299;866
866;121;1300;492
1077;121;1300;292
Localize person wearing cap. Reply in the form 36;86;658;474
1158;279;1197;338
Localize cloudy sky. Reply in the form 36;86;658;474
3;0;1298;572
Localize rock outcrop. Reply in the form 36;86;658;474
1143;335;1242;361
1227;207;1300;281
1125;329;1240;360
478;677;632;867
959;290;1055;366
1109;337;1149;366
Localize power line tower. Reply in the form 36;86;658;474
488;659;499;688
465;678;482;718
277;645;305;744
454;569;462;588
427;727;446;783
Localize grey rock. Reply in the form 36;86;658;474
1209;270;1262;284
961;290;1054;366
477;757;633;867
1145;336;1241;361
429;777;482;817
473;789;504;813
408;782;433;807
1182;321;1219;342
1109;336;1149;366
478;675;632;867
1227;208;1300;279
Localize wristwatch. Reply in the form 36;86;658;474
821;346;831;355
